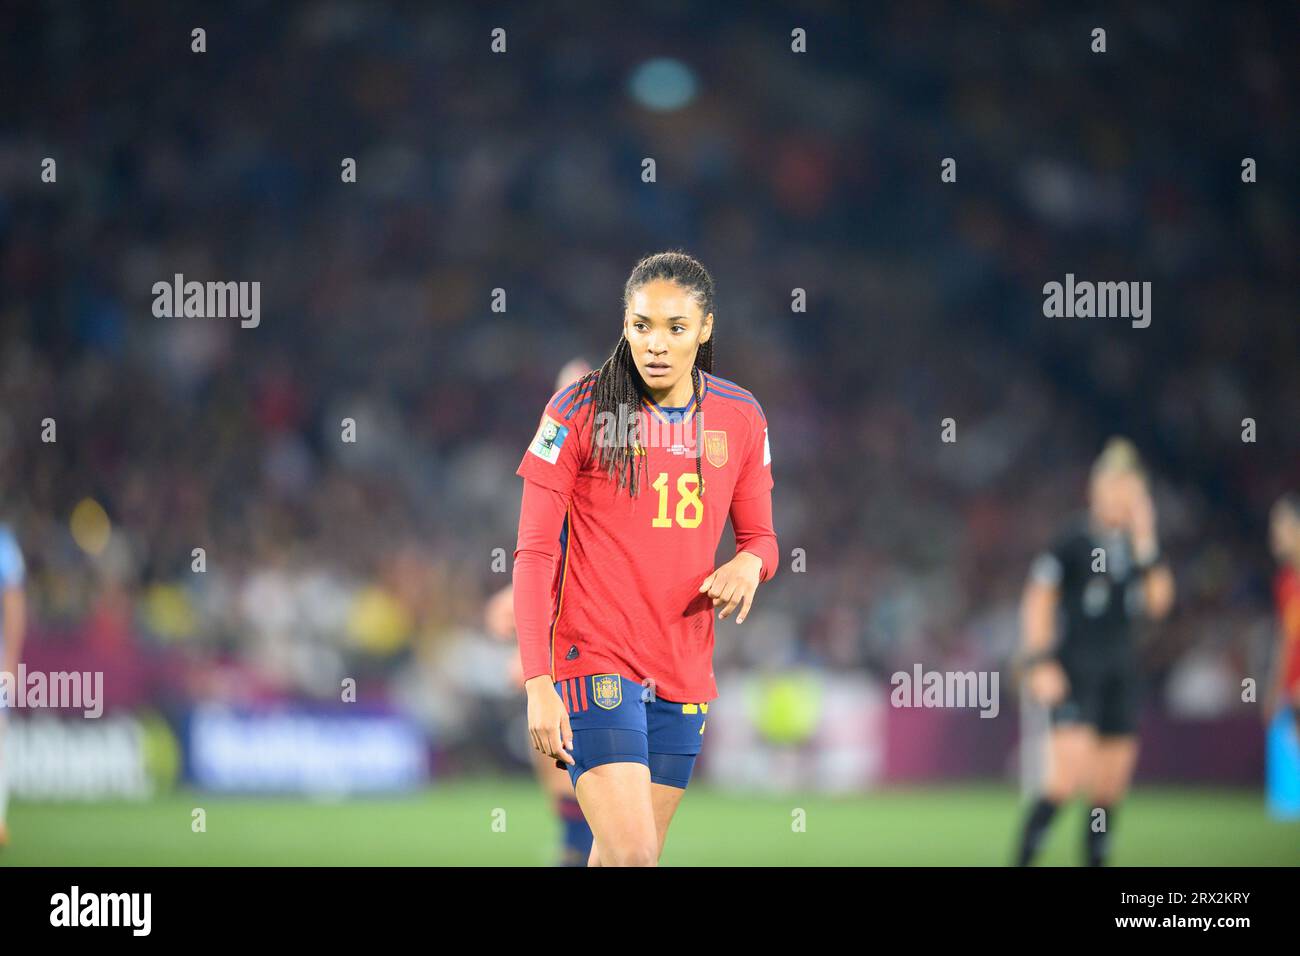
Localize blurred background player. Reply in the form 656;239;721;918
1014;438;1175;866
485;357;595;866
1264;493;1300;818
1265;493;1300;728
0;519;27;849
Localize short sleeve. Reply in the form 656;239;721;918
0;528;25;588
1029;551;1063;587
731;415;773;501
515;380;593;496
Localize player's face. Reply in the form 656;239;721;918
1089;470;1131;530
1270;504;1300;563
623;279;712;394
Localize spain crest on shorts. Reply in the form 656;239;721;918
704;430;728;468
592;674;622;709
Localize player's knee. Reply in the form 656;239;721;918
1044;782;1073;803
1044;768;1077;801
600;838;658;867
1088;787;1123;806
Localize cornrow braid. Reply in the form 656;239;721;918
571;251;717;500
690;337;714;497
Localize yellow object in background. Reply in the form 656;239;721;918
141;583;199;641
70;497;111;556
347;585;413;655
753;672;823;745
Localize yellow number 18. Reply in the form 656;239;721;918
651;472;703;529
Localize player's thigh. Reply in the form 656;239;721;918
560;673;649;788
650;782;687;857
1046;664;1100;787
644;696;708;855
645;697;708;786
575;762;657;865
1045;723;1097;796
1090;736;1138;802
565;674;658;865
1086;666;1140;795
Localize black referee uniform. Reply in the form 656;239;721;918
1029;517;1154;736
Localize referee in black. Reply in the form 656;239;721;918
1014;438;1175;866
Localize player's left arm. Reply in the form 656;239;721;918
1129;479;1174;619
701;417;777;624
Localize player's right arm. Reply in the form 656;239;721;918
1020;548;1068;706
512;381;593;765
1128;478;1175;619
514;479;574;765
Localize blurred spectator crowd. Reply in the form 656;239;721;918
0;2;1294;760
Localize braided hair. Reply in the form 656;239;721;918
569;251;716;499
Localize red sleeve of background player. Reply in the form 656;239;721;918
729;412;778;581
513;479;570;684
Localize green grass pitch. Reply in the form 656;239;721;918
3;781;1296;866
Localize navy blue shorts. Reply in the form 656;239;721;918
553;674;709;789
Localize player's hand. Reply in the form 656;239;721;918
1027;661;1068;707
525;676;575;765
699;551;764;623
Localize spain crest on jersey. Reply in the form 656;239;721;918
704;430;728;468
592;674;622;709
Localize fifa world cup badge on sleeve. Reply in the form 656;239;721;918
529;415;569;464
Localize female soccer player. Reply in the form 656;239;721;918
1014;438;1174;866
512;251;778;867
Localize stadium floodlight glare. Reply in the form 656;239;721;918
627;58;698;112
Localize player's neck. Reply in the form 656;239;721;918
644;371;696;409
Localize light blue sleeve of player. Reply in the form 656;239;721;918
0;526;25;588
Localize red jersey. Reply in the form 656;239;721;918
1275;566;1300;695
513;370;778;702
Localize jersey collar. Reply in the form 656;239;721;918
641;375;708;424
